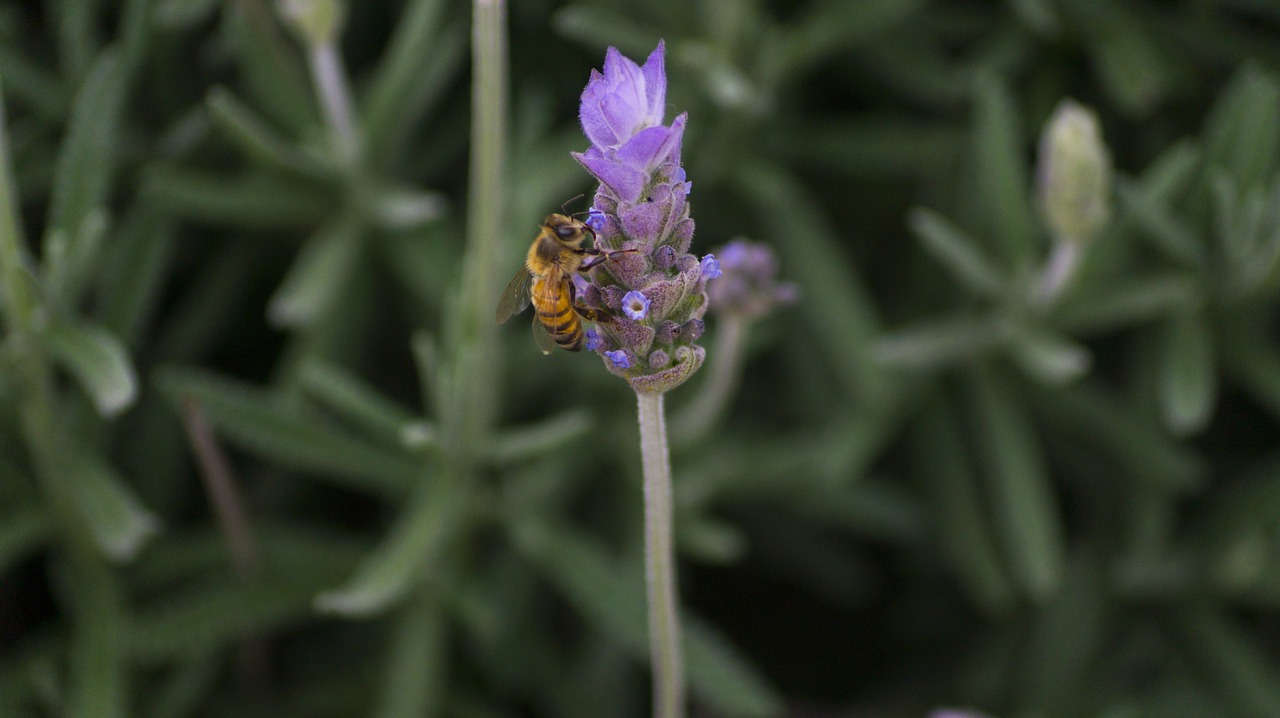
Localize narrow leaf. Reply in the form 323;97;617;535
967;365;1066;600
315;481;466;617
913;399;1017;615
374;598;446;718
44;320;138;417
1010;328;1092;384
1116;177;1203;266
361;0;466;162
65;454;160;562
46;48;126;259
205;87;325;176
1159;306;1217;435
490;410;593;464
972;72;1036;265
298;358;432;448
873;314;1005;369
1166;605;1280;716
0;510;50;575
267;217;361;328
157;368;416;495
908;207;1008;297
683;617;783;717
141;166;334;230
1203;65;1280;191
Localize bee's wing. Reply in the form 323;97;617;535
495;266;533;325
532;314;557;355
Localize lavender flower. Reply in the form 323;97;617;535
604;349;631;369
574;41;706;394
621;290;651;320
706;239;798;319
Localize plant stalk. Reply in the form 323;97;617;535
636;391;685;718
674;315;746;442
308;41;360;169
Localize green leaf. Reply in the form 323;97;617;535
154;0;220;29
267;217;361;328
129;575;335;663
1222;320;1280;421
913;399;1017;615
1166;605;1280;717
226;0;316;131
1029;381;1205;493
46;48;126;263
44;320;138;417
157;368;417;495
490;410;593;464
736;163;887;405
551;5;659;56
908;207;1008;298
1010;328;1092;384
1054;272;1197;334
141;166;334;231
361;0;466;163
205;87;326;176
967;365;1066;600
1203;64;1280;192
516;522;781;717
314;481;466;617
1159;306;1217;435
374;598;446;718
774;118;964;179
873;313;1005;369
972;71;1036;265
683;616;783;717
96;207;175;349
1016;554;1109;710
1115;178;1203;266
298;358;433;449
1068;3;1169;115
65;454;159;562
780;0;927;74
0;510;50;575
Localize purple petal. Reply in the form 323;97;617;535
617;125;677;172
604;349;630;368
601;92;644;146
573;151;645;203
579;71;618;148
641;41;667;124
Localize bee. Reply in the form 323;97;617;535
496;212;631;354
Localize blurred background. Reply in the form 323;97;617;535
3;1;1280;716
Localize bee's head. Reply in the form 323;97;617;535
543;213;594;247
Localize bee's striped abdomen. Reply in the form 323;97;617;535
532;277;583;351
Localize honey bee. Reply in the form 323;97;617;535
496;212;633;354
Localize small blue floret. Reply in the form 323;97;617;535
586;209;606;232
621;290;651;321
584;328;604;352
700;254;722;280
605;349;630;368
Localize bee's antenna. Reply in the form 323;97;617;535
561;194;585;214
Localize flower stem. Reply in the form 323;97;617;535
308;41;360;169
1036;240;1081;307
636;391;685;718
673;315;746;442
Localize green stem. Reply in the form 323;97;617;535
454;0;506;451
673;315;746;442
636;391;685;718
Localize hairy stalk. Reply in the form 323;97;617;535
455;0;506;451
674;315;746;442
1036;240;1081;306
308;41;359;168
637;391;685;718
0;80;124;718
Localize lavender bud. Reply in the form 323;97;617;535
654;245;677;270
679;319;704;343
1036;99;1112;246
648;349;670;368
655;320;680;345
706;238;798;319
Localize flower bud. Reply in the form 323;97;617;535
277;0;346;46
1036;99;1112;245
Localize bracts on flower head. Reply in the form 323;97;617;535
573;41;714;394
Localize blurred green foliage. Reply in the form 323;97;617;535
3;1;1280;717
